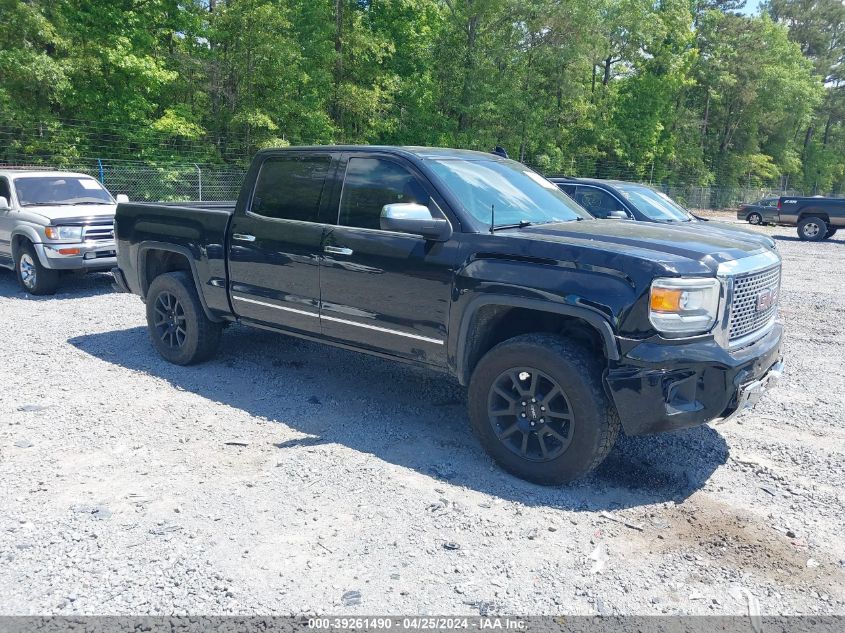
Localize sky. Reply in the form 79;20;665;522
741;0;765;15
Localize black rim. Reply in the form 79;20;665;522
153;292;188;349
487;367;575;462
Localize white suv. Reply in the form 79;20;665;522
0;170;127;294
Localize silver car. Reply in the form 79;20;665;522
0;170;127;294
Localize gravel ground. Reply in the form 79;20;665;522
0;224;843;616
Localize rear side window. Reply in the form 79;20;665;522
0;178;10;201
338;157;430;230
251;155;331;222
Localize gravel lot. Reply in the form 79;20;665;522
1;224;843;616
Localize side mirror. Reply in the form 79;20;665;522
0;196;10;211
607;209;630;220
380;203;452;241
115;194;129;203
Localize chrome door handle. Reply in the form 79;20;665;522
233;233;256;242
324;245;353;256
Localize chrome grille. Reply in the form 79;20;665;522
729;265;781;342
83;224;114;241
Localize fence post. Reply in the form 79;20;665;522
194;163;202;201
97;158;104;184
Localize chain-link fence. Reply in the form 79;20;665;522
1;157;841;210
0;159;246;202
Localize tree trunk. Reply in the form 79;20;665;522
333;0;345;130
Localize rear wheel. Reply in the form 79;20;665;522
16;243;59;295
146;271;222;365
467;333;619;485
797;216;827;242
747;212;762;225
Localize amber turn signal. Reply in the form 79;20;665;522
57;248;81;255
650;287;682;312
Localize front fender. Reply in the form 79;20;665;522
448;258;634;383
11;225;48;266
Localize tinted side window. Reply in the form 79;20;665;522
0;178;10;201
251;155;331;222
574;188;623;218
558;184;577;196
339;157;430;230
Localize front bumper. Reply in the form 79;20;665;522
34;241;117;271
605;323;784;435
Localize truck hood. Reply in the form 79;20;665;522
24;204;116;224
690;219;777;250
507;218;769;273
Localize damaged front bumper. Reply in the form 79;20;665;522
605;323;784;436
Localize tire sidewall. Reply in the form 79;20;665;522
146;273;206;365
468;338;611;484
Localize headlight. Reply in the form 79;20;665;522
44;226;83;241
649;277;721;336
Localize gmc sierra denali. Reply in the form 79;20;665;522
113;146;784;485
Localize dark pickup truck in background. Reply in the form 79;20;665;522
113;146;784;485
770;196;845;241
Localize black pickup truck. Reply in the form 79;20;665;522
773;196;845;241
113;146;784;485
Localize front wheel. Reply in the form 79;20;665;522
467;334;620;485
747;212;762;225
16;243;59;295
797;216;827;241
145;271;222;365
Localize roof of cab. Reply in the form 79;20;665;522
254;145;507;161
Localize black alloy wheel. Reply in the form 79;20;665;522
152;291;188;349
487;367;575;462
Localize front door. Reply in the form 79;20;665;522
318;154;457;366
0;177;13;265
227;152;335;335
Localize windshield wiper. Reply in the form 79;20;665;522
490;220;535;231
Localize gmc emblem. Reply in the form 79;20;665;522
756;286;778;312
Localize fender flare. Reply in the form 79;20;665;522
454;295;620;384
137;241;222;322
10;227;48;267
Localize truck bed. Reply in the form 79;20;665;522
113;201;236;318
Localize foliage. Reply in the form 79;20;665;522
0;0;840;192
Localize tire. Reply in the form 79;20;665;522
747;212;762;225
797;216;827;241
15;243;59;295
145;271;222;365
825;226;837;239
467;333;620;485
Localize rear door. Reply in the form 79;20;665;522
761;199;779;223
227;152;336;335
318;153;456;366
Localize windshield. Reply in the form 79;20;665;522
14;176;114;206
427;158;590;227
615;184;691;222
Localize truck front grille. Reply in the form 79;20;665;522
728;265;781;343
83;225;114;241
